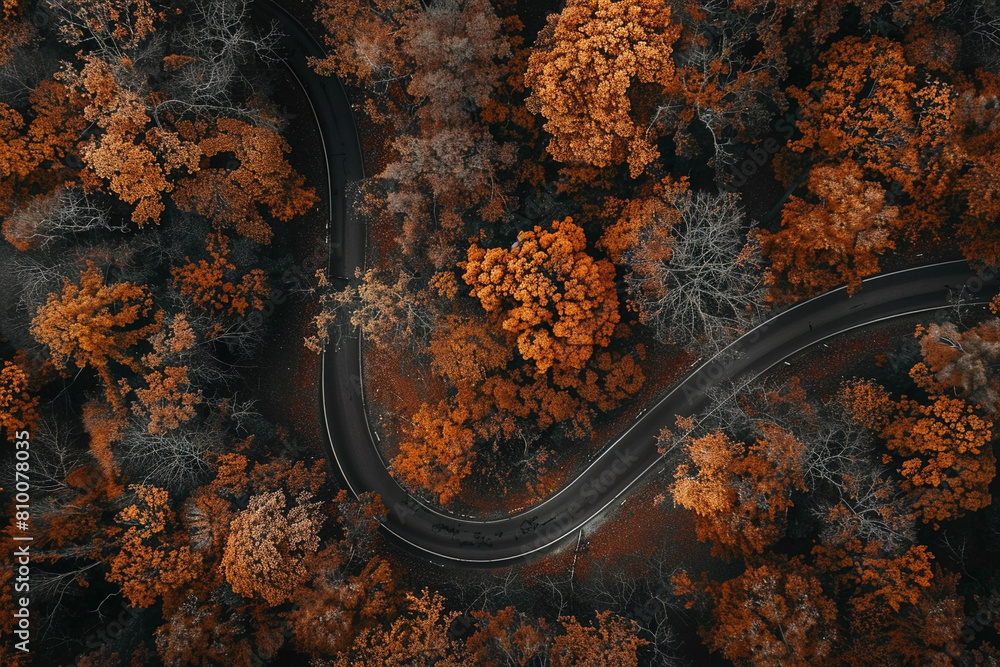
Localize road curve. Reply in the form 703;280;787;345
256;2;1000;567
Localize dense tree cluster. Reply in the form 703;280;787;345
667;336;997;665
5;0;1000;664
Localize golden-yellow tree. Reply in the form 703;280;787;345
462;218;620;376
105;484;203;608
221;489;324;606
30;261;163;407
670;422;808;560
524;0;681;178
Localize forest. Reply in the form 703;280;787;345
2;0;1000;665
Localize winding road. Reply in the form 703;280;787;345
258;1;1000;567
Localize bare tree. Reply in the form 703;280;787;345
306;267;438;353
623;190;765;353
580;555;687;667
0;43;59;105
814;461;916;553
116;420;215;494
2;187;125;250
955;0;1000;70
157;0;282;120
8;253;73;317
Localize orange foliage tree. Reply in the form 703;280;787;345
155;455;391;663
460;606;551;665
524;0;681;178
394;312;643;502
105;484;203;608
392;400;476;505
130;314;204;435
550;612;647;667
463;218;620;376
309;0;421;89
762;161;899;297
670;423;808;560
47;0;164;52
0;360;38;439
812;538;966;665
330;591;647;667
332;589;459;667
171;232;269;318
881;384;995;527
675;557;839;667
30;261;162;407
221;489;324;606
815;541;935;618
288;557;397;657
429;313;644;438
81;398;126;485
0;78;88;222
762;35;963;298
841;358;996;527
284;490;394;656
956;69;1000;266
0;0;30;66
59;55;197;225
3;54;315;240
172;117;318;244
731;0;945;75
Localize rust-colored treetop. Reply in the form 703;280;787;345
106;484;202;609
2;50;316;239
882;386;994;526
392;400;476;505
762;161;899;298
30;261;163;406
670;423;808;560
171;231;270;317
173;117;318;244
222;489;325;606
0;360;38;439
462;218;620;375
524;0;681;177
676;556;839;667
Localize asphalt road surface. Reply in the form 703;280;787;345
258;1;1000;567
